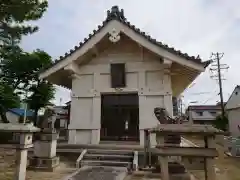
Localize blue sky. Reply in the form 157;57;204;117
21;0;240;107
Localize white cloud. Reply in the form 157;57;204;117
21;0;240;106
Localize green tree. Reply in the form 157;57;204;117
0;49;55;124
28;81;55;125
0;0;48;43
0;82;20;123
2;50;55;123
213;115;228;131
0;45;22;122
0;0;50;123
26;50;55;125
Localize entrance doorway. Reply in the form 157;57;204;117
100;93;139;142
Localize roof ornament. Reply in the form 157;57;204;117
106;6;125;21
109;28;120;43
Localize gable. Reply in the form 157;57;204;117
226;86;240;110
39;6;209;80
88;34;161;65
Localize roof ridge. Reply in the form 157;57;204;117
41;6;209;74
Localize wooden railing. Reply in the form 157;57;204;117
143;124;225;180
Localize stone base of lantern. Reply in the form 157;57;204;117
28;156;60;172
28;130;60;171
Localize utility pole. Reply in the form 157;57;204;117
209;52;229;118
216;53;225;117
180;98;182;115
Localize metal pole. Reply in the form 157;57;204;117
23;91;27;124
180;97;183;115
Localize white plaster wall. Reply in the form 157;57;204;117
228;109;240;138
139;95;164;129
226;87;240;110
189;110;220;121
68;36;173;145
69;97;93;129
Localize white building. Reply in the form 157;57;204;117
39;6;209;145
226;85;240;138
186;105;221;125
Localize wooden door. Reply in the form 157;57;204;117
100;94;139;141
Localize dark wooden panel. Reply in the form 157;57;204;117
102;94;138;106
110;63;126;88
101;93;139;141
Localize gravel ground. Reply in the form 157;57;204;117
185;136;240;180
0;148;76;180
2;138;239;180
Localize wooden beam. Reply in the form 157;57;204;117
151;147;218;157
163;58;172;67
148;124;225;135
92;45;99;56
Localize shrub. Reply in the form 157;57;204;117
213;115;228;131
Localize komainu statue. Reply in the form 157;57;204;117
154;107;183;124
37;107;60;133
154;107;182;144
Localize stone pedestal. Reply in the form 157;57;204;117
28;130;59;171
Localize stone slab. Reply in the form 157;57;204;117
0;123;40;132
63;166;128;180
35;132;58;141
149;124;225;135
28;156;60;172
34;140;57;158
132;171;191;180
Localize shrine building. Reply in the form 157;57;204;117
39;6;210;145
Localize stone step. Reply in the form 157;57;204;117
87;149;133;155
81;160;132;168
84;153;132;162
57;143;143;151
69;166;128;180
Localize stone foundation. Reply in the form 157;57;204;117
28;156;60;171
68;129;100;144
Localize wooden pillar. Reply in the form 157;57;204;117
144;129;150;167
15;148;28;180
159;156;169;180
158;133;169;180
204;135;216;180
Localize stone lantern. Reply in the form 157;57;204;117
0;123;40;180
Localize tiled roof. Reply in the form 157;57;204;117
42;6;210;73
9;108;34;117
188;105;222;110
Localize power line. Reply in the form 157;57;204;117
209;52;229;117
186;92;212;96
202;93;218;104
